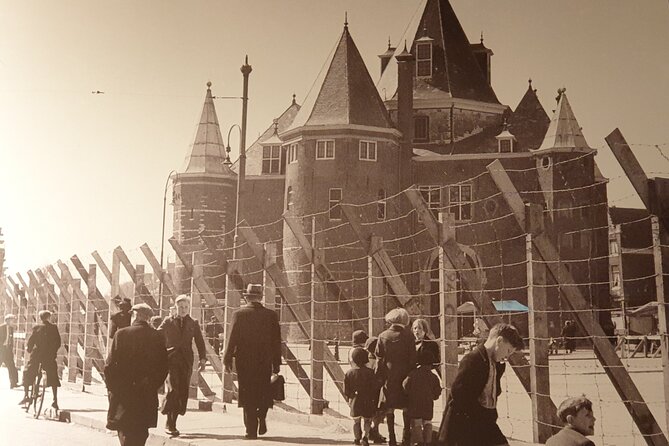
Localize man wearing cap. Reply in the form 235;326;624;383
0;313;18;388
158;295;207;436
224;284;282;440
19;310;61;409
109;297;133;339
105;303;168;446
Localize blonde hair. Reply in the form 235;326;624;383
411;318;434;340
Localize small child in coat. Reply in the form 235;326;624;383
546;396;596;446
402;348;441;446
345;347;378;446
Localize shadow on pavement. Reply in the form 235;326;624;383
260;436;352;445
177;433;240;441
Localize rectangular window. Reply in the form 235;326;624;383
449;184;472;221
499;139;512;153
288;143;298;164
416;42;432;77
414;116;429;142
316;140;335;160
609;239;619;255
419;185;441;220
611;265;621;289
262;145;281;174
329;188;342;220
359;140;377;161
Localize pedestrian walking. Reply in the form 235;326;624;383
437;323;524;446
402;347;441;446
223;284;282;440
375;308;416;446
109;297;132;339
345;347;378;446
104;303;168;446
19;310;61;410
157;295;207;437
0;313;18;388
205;315;223;355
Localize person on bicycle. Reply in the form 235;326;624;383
19;310;61;410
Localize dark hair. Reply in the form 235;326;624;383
350;347;369;367
557;396;593;423
488;323;524;351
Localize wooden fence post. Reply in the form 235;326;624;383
264;242;277;313
439;213;458;406
368;236;385;337
189;252;203;400
651;216;669;433
526;204;552;443
310;216;325;414
83;264;96;387
68;279;82;383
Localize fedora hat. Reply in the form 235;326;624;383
243;284;263;298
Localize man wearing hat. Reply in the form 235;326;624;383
158;295;207;436
224;283;282;439
109;297;133;339
19;310;61;409
105;303;168;446
0;313;18;388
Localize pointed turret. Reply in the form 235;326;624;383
181;82;235;175
377;0;499;104
536;89;593;153
508;79;550;151
285;24;393;134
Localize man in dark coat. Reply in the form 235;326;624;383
205;315;223;355
19;310;61;409
104;303;168;446
437;323;524;446
375;307;416;446
223;284;282;440
158;294;207;436
0;313;18;388
109;297;132;339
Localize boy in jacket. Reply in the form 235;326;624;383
546;396;596;446
437;323;524;446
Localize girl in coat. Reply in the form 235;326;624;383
412;318;441;369
345;348;378;446
403;347;442;446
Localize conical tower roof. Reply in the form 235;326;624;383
536;90;592;153
377;0;499;104
181;82;236;175
508;80;550;151
285;24;393;133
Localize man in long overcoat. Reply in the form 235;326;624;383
19;310;61;409
158;295;207;436
223;284;282;440
104;303;168;446
109;297;132;339
0;314;18;388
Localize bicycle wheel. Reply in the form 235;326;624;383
33;369;47;418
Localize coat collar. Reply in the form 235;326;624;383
244;301;264;309
132;320;149;327
389;324;405;332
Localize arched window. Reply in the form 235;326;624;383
377;189;386;220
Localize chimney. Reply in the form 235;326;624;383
395;44;414;189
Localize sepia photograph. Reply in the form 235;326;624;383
1;1;668;445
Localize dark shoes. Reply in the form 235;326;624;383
361;438;369;446
51;401;59;411
18;396;30;405
258;418;267;435
244;434;258;440
369;428;387;444
164;414;179;437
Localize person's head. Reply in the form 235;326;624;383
364;336;378;357
210;315;217;323
417;347;435;366
485;323;524;362
385;307;409;327
119;297;132;312
4;314;16;328
169;305;177;317
39;310;52;323
350;347;369;368
352;330;368;347
243;284;263;303
175;295;190;318
557;396;595;436
412;318;432;341
131;303;153;323
150;315;163;329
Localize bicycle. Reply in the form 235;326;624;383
23;365;47;418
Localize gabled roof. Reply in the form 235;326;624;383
536;91;592;153
285;24;393;133
508;81;550;151
181;82;235;176
377;0;499;104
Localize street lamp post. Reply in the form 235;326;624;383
159;170;177;315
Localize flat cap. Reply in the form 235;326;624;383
131;303;153;315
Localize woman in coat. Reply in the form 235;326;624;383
375;308;416;446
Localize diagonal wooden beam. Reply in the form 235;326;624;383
340;204;415;308
236;223;346;398
113;247;159;308
487;159;668;446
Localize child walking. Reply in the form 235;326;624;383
546;396;596;446
402;348;441;446
345;347;378;446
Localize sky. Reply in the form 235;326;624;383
1;0;668;276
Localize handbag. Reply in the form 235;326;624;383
270;374;285;401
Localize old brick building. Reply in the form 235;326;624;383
173;0;612;340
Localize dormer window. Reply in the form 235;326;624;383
415;37;434;78
262;145;281;174
495;124;516;153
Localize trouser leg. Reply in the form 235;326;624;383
422;421;432;445
402;410;411;445
118;428;149;446
387;412;396;445
243;405;259;436
353;417;363;441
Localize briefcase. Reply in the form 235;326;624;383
270;374;285;401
